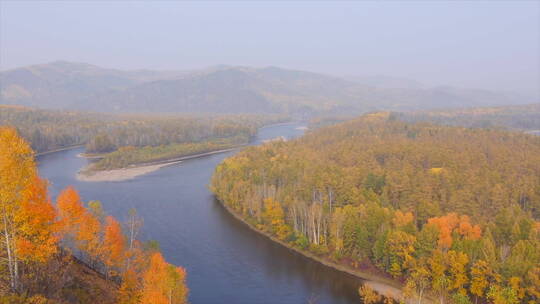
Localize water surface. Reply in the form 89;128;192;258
38;123;362;304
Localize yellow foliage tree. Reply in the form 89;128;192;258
469;260;491;302
1;127;45;291
358;284;381;304
262;198;291;240
447;250;469;295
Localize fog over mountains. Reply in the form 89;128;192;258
1;61;535;115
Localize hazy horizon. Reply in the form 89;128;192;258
1;1;539;95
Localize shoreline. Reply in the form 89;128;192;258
77;160;183;182
77;152;105;159
76;147;240;182
215;199;433;304
36;144;84;156
258;121;304;129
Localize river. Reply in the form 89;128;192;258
37;122;363;304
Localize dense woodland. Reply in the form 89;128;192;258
0;127;188;303
93;136;247;170
0;105;114;153
83;114;269;153
0;105;287;168
211;113;540;304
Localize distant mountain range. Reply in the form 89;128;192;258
1;61;536;115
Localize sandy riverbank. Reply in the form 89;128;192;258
77;161;182;182
76;147;239;182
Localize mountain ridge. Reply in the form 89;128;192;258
1;61;535;115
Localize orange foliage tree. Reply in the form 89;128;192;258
102;216;126;275
16;176;58;263
57;186;86;237
141;252;188;304
57;186;102;263
427;213;482;249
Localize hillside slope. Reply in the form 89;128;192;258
1;61;535;114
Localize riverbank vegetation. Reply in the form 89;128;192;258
211;112;540;304
0;105;288;153
0;127;188;303
83;114;267;154
91;135;247;171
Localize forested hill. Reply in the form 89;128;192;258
1;61;533;115
211;112;540;303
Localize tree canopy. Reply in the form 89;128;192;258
212;113;540;303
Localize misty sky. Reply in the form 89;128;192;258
1;1;539;93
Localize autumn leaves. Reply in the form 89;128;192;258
0;127;188;303
211;116;540;304
427;213;481;249
139;253;188;304
56;187;134;277
1;127;54;292
15;176;58;264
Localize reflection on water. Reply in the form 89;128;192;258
37;123;363;304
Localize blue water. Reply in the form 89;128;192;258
37;123;361;304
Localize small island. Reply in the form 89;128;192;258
77;134;252;181
0;106;288;182
77;143;242;182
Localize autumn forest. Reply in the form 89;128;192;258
2;105;540;303
2;1;540;303
0;127;188;303
211;113;540;304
